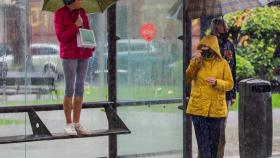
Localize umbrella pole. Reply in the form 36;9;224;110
183;0;192;158
200;15;214;37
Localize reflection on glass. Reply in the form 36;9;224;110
0;113;26;158
116;0;183;157
0;1;108;106
116;0;183;101
118;104;183;157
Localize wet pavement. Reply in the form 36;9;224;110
0;107;279;158
192;110;280;157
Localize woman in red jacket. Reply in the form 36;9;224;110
54;0;94;136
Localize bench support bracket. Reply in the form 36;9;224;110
28;110;52;136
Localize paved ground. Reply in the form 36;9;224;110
192;109;280;157
0;107;279;158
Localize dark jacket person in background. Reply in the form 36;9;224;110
211;18;237;158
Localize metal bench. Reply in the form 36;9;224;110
0;72;58;99
0;102;130;144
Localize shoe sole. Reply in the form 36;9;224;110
76;130;91;136
64;131;78;136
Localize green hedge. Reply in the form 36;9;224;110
236;55;255;81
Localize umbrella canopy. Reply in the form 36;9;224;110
168;0;277;20
166;0;183;19
42;0;118;14
268;0;280;6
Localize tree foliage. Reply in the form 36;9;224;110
224;6;280;80
236;55;255;81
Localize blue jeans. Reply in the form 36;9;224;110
191;115;225;158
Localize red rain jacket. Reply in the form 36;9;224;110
54;6;94;59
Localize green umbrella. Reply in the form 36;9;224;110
42;0;118;14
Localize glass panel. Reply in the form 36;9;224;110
0;0;30;105
116;0;183;101
118;104;183;157
24;0;109;157
0;0;29;157
0;113;26;158
0;0;108;106
116;0;183;157
86;13;108;102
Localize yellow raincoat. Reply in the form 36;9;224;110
186;35;234;118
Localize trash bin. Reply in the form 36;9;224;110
239;78;273;158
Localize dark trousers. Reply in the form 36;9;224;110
217;101;231;158
191;115;225;158
217;117;227;158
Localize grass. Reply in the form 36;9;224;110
119;103;180;113
0;87;279;125
117;85;182;100
0;85;182;106
0;119;24;126
0;85;279;113
229;93;280;111
272;93;280;108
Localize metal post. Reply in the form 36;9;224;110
107;4;117;158
183;0;192;158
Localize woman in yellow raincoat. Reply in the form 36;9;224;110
186;35;233;158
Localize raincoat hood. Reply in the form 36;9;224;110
197;35;222;59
